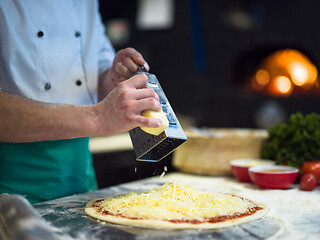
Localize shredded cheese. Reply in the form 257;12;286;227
94;183;257;221
159;171;166;178
159;166;168;178
172;181;176;200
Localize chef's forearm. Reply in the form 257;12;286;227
0;90;99;143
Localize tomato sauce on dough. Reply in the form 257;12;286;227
92;199;263;224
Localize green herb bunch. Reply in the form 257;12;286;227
261;112;320;168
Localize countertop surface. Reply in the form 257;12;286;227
33;172;320;240
89;133;133;154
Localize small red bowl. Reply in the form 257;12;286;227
230;159;274;182
249;165;299;189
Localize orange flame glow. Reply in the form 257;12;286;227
251;49;319;96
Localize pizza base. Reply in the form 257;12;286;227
85;199;269;229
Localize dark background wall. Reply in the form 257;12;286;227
94;0;320;188
99;0;320;128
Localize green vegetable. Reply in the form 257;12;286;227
261;112;320;168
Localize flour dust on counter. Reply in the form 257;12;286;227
33;177;282;240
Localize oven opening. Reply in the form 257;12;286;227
238;48;320;97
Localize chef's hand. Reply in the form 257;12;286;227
94;74;161;136
112;47;149;82
98;48;149;100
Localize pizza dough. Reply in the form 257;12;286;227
85;182;269;229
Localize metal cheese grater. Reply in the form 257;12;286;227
129;66;188;162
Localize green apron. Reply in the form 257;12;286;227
0;138;97;204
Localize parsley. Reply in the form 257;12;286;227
261;112;320;168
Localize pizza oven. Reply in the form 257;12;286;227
229;47;320;128
247;49;319;97
192;0;320;129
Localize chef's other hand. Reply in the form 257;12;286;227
98;47;149;101
111;47;149;84
94;74;161;136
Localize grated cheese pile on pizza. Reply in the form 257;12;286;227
85;182;268;229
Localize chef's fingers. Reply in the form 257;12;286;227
130;52;150;72
115;59;149;79
135;114;162;128
135;98;162;114
124;74;149;89
119;48;150;72
135;88;160;101
122;57;139;74
111;69;126;83
115;62;132;79
113;48;150;84
132;98;162;128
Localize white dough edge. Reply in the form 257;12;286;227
84;200;269;229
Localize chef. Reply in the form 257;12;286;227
0;1;162;203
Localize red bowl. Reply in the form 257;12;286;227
249;165;299;189
230;159;274;182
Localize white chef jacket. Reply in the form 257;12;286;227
0;0;115;105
